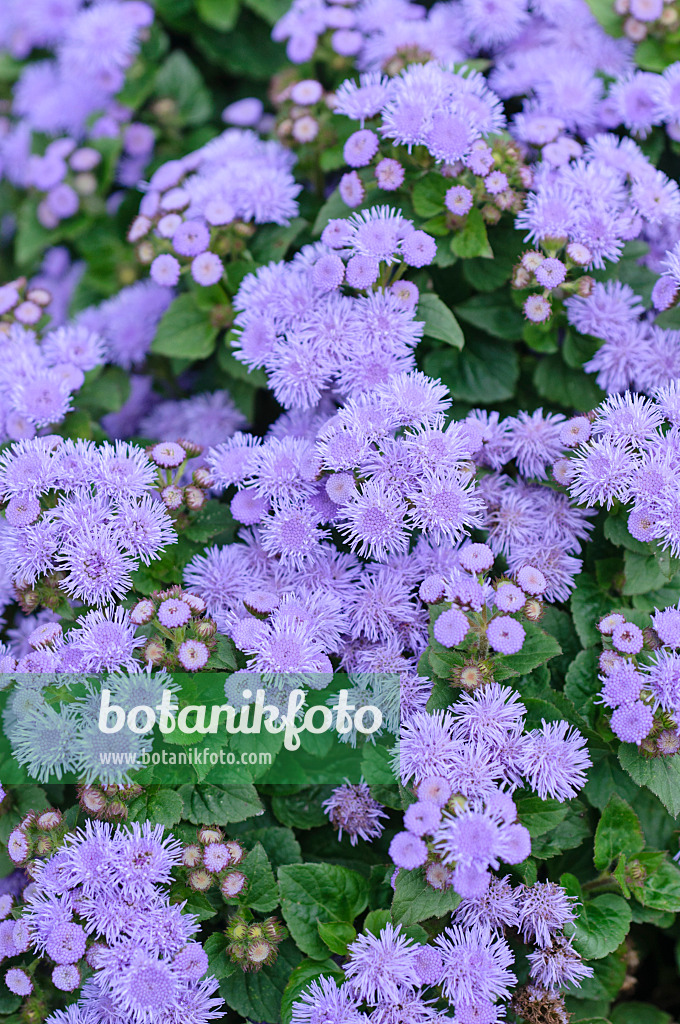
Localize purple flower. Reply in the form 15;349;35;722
517;881;577;948
151;254;181;287
375;158;404;191
389;831;428;869
323;781;387;845
404;800;442;837
191;252;223;286
435;923;516;1005
344;923;422;1003
344;129;380;168
611;621;644;654
520;720;591;801
433;608;470;648
611;701;654;744
527;935;593;990
487;616;525;655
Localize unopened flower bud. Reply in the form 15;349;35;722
185;486;207;511
512;266;532;289
193;467;213;488
642;627;662;650
576;275;594;297
225;840;244;864
194;618;217;640
183;844;203;868
106;801;127;818
661;5;678;25
524;598;544;622
161;485;183;510
136;241;155;264
74;172;97;195
246;938;276;970
198;826;223;845
177;438;203;458
36;809;62;830
188;869;213;891
220;870;247;897
128;215;152;242
143;639;166;665
131;599;155;625
25;287;51;307
614;0;629;12
624;15;647;38
80;787;107;814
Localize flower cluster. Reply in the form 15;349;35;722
392;683;591;895
0;307;107;443
562;390;680;558
8;819;223;1021
181;827;248;899
130;586;218;672
4;666;177;784
0;436;177;615
225;910;287;972
7;807;68;870
291;914;591;1024
231;214;435;409
598;606;680;752
130;129;301;288
0;0;155;205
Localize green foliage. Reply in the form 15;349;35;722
278;863;369;959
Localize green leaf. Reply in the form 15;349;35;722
152;294;219;360
454;290;524;340
197;0;240;30
522;320;559;353
530;808;591;860
361;742;398;786
533;355;605;411
391;868;460;925
179;783;264;824
622;549;668;596
278;863;369;959
593;795;645;872
585;0;624;35
203;933;237;981
569;950;626;1002
450;207;492;259
127;788;184;828
566;894;631;960
242;0;291;24
243;827;302;869
317;920;356;955
168;883;217;922
412;176;450;219
271;787;332;829
604;514;650;555
417;293;464;349
565;649;601;726
154;51;212;125
76;366;131;415
222;939;303;1024
571;576;613;648
235;842;279;912
636;855;680;913
281;959;344;1024
424;337;519;404
516;794;569;837
611;1004;672;1024
493;621;562;681
618;745;680;817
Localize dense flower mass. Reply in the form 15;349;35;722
1;0;680;1021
